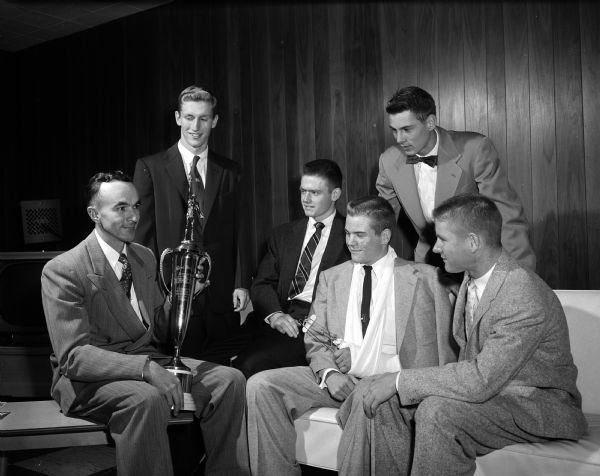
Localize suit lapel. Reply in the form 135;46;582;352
84;233;147;339
164;144;189;204
394;260;417;356
204;151;223;221
318;211;346;273
387;147;428;232
434;127;463;205
453;273;469;349
281;218;309;290
127;247;153;329
331;263;352;339
471;252;511;333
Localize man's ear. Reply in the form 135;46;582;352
174;110;182;126
87;206;99;222
331;187;342;202
425;114;437;131
381;228;392;245
211;114;219;129
467;232;481;252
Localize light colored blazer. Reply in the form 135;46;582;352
305;257;458;377
41;231;170;413
376;127;536;271
397;251;587;440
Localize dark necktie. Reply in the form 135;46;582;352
190;155;205;236
360;265;372;336
118;253;133;299
288;222;325;300
406;155;438;168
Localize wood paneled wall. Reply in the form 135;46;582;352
1;1;599;289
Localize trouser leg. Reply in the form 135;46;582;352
337;379;413;476
184;358;250;476
71;380;174;476
412;396;550;476
246;366;341;476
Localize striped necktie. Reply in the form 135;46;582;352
288;222;325;299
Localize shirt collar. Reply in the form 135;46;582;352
416;129;439;157
308;209;336;230
178;141;208;166
470;263;496;296
94;229;126;271
353;246;396;278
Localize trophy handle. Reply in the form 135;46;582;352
159;247;174;296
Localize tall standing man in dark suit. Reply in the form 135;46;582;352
376;86;536;271
134;85;250;365
41;171;249;476
233;159;350;377
247;196;457;475
361;193;586;475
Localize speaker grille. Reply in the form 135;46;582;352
20;199;63;244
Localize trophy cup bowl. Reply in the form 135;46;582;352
159;241;211;411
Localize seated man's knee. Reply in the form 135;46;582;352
246;370;280;401
415;396;461;430
128;384;169;416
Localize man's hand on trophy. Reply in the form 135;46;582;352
143;360;184;415
334;347;352;374
193;279;210;295
232;288;250;312
270;312;301;338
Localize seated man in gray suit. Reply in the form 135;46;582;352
41;171;249;476
362;193;587;475
246;196;458;475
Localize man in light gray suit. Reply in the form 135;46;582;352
363;193;587;475
41;171;249;476
247;196;458;475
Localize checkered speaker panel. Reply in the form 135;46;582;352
20;199;63;244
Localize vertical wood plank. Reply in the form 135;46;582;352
364;3;384;194
528;2;559;287
580;1;600;289
328;2;348;210
312;4;332;162
503;2;533;224
267;5;290;226
553;1;587;289
485;2;507;169
344;2;368;200
416;1;438;105
463;2;488;135
436;2;464;131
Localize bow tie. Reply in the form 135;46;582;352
406;155;438;168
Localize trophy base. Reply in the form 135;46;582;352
165;367;196;412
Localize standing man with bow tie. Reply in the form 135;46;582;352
133;85;251;365
376;86;535;271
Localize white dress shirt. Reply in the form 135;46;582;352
178;141;208;185
413;129;439;222
94;230;144;324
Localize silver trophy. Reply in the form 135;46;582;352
159;186;211;411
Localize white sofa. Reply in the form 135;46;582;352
294;290;600;475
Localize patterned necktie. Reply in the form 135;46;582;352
465;278;479;336
190;155;205;208
118;253;133;299
288;222;325;299
360;265;373;336
406;155;438;167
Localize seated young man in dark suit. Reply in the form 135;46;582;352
233;159;350;378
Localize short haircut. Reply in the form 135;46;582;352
432;193;502;248
303;159;343;190
86;170;132;206
385;86;436;122
177;85;217;115
347;196;395;235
